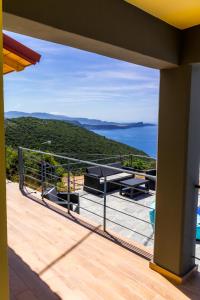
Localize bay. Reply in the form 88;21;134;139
92;125;158;158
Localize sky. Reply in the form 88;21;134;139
4;30;160;123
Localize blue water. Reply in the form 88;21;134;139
93;126;158;158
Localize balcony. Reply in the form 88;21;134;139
18;147;200;266
8;146;200;299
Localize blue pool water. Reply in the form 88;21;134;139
92;125;158;158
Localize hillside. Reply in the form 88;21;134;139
5;117;146;157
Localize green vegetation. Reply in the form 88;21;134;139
6;146;18;181
5;117;146;156
123;157;156;171
5;117;155;182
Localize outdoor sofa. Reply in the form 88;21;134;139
42;186;80;213
83;162;134;195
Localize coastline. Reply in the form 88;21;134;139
92;125;158;158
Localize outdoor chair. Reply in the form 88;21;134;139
42;187;80;213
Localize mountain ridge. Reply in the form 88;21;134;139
5;111;155;130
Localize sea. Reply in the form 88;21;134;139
92;125;158;158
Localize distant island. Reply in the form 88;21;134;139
83;122;155;130
5;111;156;130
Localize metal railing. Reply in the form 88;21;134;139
17;146;200;265
18;147;156;247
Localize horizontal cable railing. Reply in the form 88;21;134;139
17;147;200;263
18;147;156;246
20;147;157;181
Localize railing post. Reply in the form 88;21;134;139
18;147;24;192
130;153;133;167
67;160;71;213
41;161;46;199
103;177;107;231
73;176;75;192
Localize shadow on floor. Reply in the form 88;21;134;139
23;188;153;261
8;247;62;300
39;224;101;276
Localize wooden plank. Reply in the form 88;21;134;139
7;182;200;300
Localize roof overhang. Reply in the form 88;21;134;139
2;0;200;69
3;33;41;74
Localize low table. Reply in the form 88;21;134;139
119;178;150;198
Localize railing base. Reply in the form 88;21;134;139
149;261;198;285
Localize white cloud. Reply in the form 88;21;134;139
4;30;159;123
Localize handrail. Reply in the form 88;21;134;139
19;147;200;264
19;147;156;247
19;147;156;181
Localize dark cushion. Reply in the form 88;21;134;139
101;162;122;177
86;162;123;177
146;169;157;176
86;166;102;177
58;192;79;204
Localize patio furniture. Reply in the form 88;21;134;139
149;202;200;240
42;187;80;213
122;166;144;173
119;178;150;198
145;169;156;191
84;162;134;195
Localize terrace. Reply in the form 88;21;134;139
19;148;200;267
9;145;200;299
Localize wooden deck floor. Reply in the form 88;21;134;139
7;182;200;300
